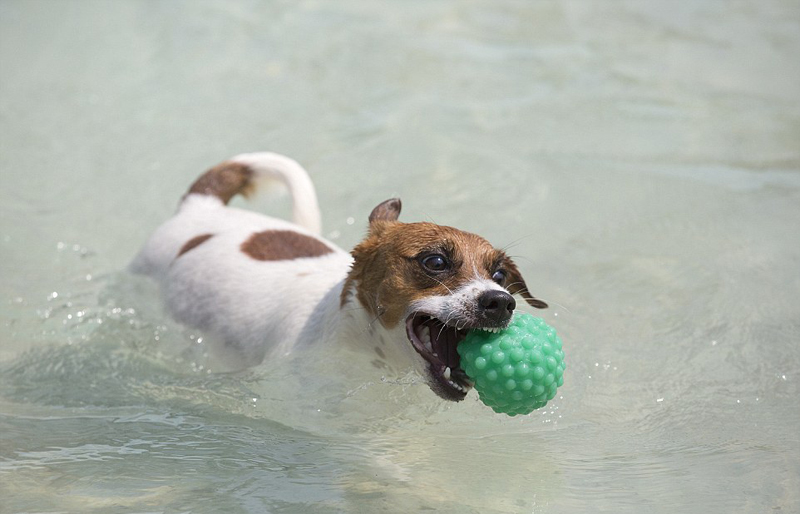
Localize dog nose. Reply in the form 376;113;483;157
478;290;516;323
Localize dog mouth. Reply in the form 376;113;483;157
405;314;505;401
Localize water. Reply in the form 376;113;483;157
2;1;799;512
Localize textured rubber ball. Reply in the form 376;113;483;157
458;313;566;416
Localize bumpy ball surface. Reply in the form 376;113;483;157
458;313;566;416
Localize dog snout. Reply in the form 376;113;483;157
477;290;516;323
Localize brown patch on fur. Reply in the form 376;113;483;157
186;162;254;204
341;221;547;325
342;222;497;327
241;230;333;261
177;233;214;257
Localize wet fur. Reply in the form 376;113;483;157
132;152;546;397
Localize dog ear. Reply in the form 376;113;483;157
369;198;402;224
503;256;548;309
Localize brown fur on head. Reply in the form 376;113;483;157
341;198;547;327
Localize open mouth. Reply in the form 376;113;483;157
405;314;504;401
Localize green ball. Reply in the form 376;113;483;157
458;313;566;416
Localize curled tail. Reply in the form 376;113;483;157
185;152;322;235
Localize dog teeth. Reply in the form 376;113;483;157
421;326;430;341
446;378;467;393
418;326;434;353
444;367;451;380
479;327;501;334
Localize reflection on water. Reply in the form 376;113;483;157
1;0;799;512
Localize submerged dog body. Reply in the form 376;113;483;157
132;152;546;401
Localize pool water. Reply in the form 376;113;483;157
2;1;799;512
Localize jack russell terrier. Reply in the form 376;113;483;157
131;152;547;402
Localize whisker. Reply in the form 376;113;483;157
542;298;571;314
432;309;459;338
507;284;570;315
499;233;537;253
421;212;438;225
436;319;449;340
505;280;527;290
505;254;535;265
429;276;454;294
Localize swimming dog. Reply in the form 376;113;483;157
131;152;547;401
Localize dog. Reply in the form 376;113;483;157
131;152;547;402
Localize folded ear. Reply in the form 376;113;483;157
369;198;402;223
503;256;548;309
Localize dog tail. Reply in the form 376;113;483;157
184;152;322;235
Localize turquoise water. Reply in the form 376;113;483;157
2;1;799;512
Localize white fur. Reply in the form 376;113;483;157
132;152;513;380
132;155;416;371
230;152;322;236
131;195;352;364
410;278;507;330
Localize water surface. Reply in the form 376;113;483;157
1;1;799;512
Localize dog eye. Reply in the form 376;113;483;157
421;254;449;272
492;270;507;285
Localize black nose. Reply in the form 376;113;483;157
478;290;516;323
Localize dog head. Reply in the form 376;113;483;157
342;198;547;401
